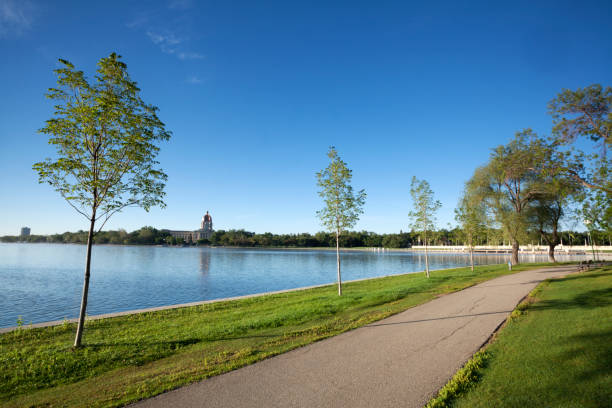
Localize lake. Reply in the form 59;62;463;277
0;243;588;328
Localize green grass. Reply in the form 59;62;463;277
435;264;612;408
0;262;557;407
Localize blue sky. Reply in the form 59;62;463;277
0;0;611;236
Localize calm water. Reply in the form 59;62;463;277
0;243;588;328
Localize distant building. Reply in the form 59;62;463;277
167;211;214;243
20;227;31;237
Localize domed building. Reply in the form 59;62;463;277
201;211;213;234
167;211;214;243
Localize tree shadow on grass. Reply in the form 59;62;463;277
552;269;612;282
83;338;202;350
365;310;513;327
84;333;286;349
557;328;612;383
532;328;612;407
530;286;612;311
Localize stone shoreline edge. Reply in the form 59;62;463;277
1;267;463;334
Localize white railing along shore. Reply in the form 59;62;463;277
406;245;612;252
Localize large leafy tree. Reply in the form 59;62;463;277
408;176;441;278
527;174;582;263
316;147;366;295
549;84;611;194
33;53;171;347
468;130;548;265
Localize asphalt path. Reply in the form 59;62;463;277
133;264;578;408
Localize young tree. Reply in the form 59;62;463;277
455;189;487;271
408;176;441;278
33;53;171;347
582;190;611;236
316;147;366;295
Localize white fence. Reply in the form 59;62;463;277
407;245;612;253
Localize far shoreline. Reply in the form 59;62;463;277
1;241;608;255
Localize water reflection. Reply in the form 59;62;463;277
199;250;211;274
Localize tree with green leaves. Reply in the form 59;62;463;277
582;189;611;236
408;176;441;278
526;148;582;263
549;84;611;194
33;53;171;347
316;147;366;295
455;189;487;271
580;189;611;260
467;130;548;265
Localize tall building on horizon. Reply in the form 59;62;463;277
166;211;214;243
201;211;213;234
20;227;31;237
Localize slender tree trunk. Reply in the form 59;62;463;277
336;228;342;296
511;240;519;265
470;247;474;272
74;214;96;347
548;244;556;263
425;231;430;278
589;232;596;262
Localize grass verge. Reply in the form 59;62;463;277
1;262;557;407
426;264;612;408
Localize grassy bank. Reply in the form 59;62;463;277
1;262;555;407
429;264;612;408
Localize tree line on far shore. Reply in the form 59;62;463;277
1;226;605;248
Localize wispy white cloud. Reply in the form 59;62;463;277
168;0;193;10
147;31;181;47
178;51;204;60
186;75;202;84
127;3;203;62
145;30;204;60
0;0;36;38
125;14;149;30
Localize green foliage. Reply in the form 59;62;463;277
316;146;366;294
548;84;611;194
408;176;441;241
408;176;441;276
0;227;169;245
32;53;171;226
549;84;611;147
526;149;583;258
32;52;171;347
581;189;611;235
455;190;487;249
4;227;607;247
316;147;366;234
467;130;552;263
425;350;490;408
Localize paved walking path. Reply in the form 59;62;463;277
134;265;579;408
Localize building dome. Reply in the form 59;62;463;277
200;211;213;232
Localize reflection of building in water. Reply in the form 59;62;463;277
199;250;211;273
166;211;214;243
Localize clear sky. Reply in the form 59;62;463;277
1;0;611;236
